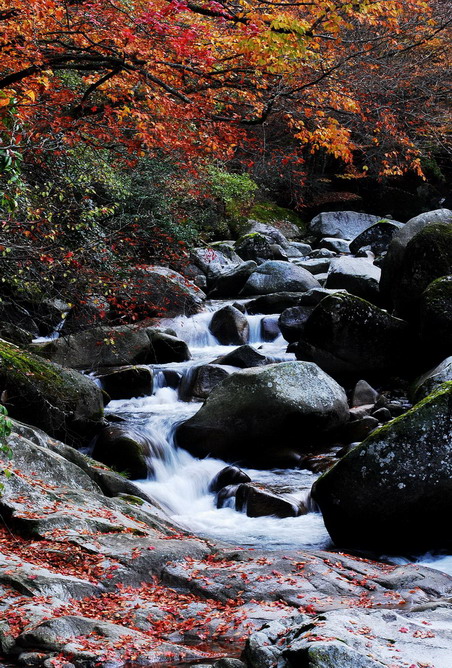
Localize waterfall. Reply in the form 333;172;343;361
105;299;330;551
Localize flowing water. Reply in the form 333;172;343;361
103;301;452;574
105;302;331;551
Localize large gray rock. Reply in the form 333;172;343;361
297;293;409;378
240;261;321;296
242;221;290;247
175;362;349;467
209;305;249;345
191;246;241;277
380;208;452;306
313;381;452;552
279;306;314;343
235;233;287;264
325;256;381;303
97;365;153;400
309;211;383;240
213;344;270;368
208;260;257;298
0;338;104;446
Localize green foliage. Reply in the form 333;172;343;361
207;166;258;220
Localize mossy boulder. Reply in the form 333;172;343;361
418;275;452;365
175;361;349;468
380;208;452;309
297;293;410;379
392;223;452;320
313;382;452;553
0;339;104;445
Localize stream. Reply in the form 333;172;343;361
102;301;452;573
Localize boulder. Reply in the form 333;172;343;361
325;256;381;303
297;293;410;378
209;305;249;345
278;306;315;343
308;211;383;240
209;466;251;493
418;275;452;365
411;356;452;403
392;223;452;320
208;260;257;298
349;220;403;256
0;338;104;445
380;208;452;306
34;325;190;370
313;381;452;552
188;363;234;400
235;483;302;518
97;366;153;400
175;361;349;467
240;261;321;296
319;237;350;253
235;233;287;263
261;316;280;341
242;221;290;247
213;344;270;368
91;425;163;480
293;258;332;275
351;379;378;407
191;246;241;277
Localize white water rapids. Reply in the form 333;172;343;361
103;302;452;573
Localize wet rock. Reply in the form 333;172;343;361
209;466;252;493
190;364;234;400
235;483;302;518
175;361;349;467
351;379;379;407
97;365;153;399
309;211;383;240
278;306;314;343
340;415;379;442
147;330;191;363
411;356;452;403
208;261;257;298
313;381;452;552
297;292;410;379
91;425;161;479
325;256;381;303
240;261;321;296
215;484;240;509
261;316;280;341
209;305;249;345
213;345;270;368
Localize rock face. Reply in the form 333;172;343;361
392;222;452;320
308;211;383;240
325;256;381;303
175;361;349;467
0;338;104;445
297;293;409;378
240;261;320;296
209;305;250;345
313;382;452;553
380;208;452;307
418;275;452;365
